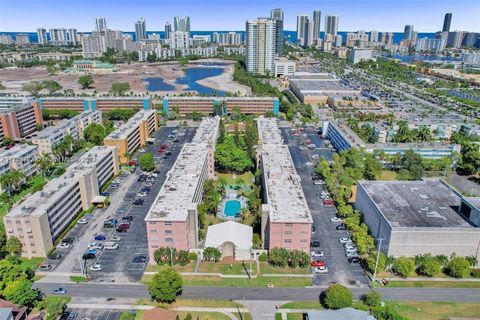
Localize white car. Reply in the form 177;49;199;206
314;266;328;274
137;192;148;197
339;237;351;244
344;243;357;250
104;242;119;250
88;242;104;250
110;235;121;241
311;250;324;257
57;243;70;249
314;180;325;185
77;218;88;224
345;247;358;254
90;264;103;271
330;217;342;223
305;162;314;167
346;252;360;258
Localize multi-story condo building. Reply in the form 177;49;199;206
15;34;30;45
95;17;107;32
37;28;48;45
103;109;158;163
349;48;375;64
257;117;313;252
0;144;39;192
246;18;276;75
145;117;219;263
415;37;446;52
0;35;14;45
162;97;279;116
170;31;190;50
270;8;284;55
3;146;120;257
442;13;452;32
174;16;191;32
31;110;102;154
0;100;43;140
135;18;147;41
37;97;151;111
324;15;339;38
165;22;172;40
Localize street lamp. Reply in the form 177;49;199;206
372;238;384;284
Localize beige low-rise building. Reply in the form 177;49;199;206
3;146;119;257
103;110;158;164
0;144;39;192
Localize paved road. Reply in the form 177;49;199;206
34;282;480;303
281;127;369;287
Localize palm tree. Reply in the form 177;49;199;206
9;170;25;191
64;134;75;154
36;153;54;180
0;173;13;195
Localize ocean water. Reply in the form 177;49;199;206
0;30;435;45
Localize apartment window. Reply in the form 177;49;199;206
164;230;173;235
152;245;159;249
165;238;174;243
285;223;292;227
164;222;172;226
300;239;307;243
284;231;292;235
149;230;158;233
149;222;157;225
284;239;292;244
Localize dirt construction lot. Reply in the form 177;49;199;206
0;59;250;95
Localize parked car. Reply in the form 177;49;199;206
90;264;103;271
86;249;98;255
88;242;104;250
104;242;119;250
313;266;328;274
133;256;147;263
313;180;325;185
339;237;351;244
310;241;321;248
94;235;106;241
83;253;96;260
110;235;122;241
346;251;359;258
49;252;62;260
348;257;361;263
345;247;358;254
116;226;128;233
137;192;148;197
77;218;88;224
323;199;334;205
118;223;130;229
311;260;326;267
336;224;347;230
122;216;134;222
311;250;324;257
133;198;144;206
307;144;316;149
52;288;67;295
311;225;315;234
61;238;74;244
330;217;342;223
57;243;70;249
305;162;314;167
39;264;53;271
116;207;127;215
100;192;110;197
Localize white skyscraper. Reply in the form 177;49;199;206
95;17;107;32
246;18;276;75
313;10;321;42
135;18;147;41
170;31;190;49
296;14;309;46
270;8;284;56
324;15;339;38
165;22;172;40
174;17;191;32
67;28;78;45
49;28;68;46
37;28;47;45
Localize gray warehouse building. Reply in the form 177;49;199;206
355;179;480;259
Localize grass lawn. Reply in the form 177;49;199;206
70;275;87;283
177;311;232;320
20;257;45;270
287;314;303;320
387;301;480;320
259;262;311;275
180;275;312;287
217;172;254;186
198;261;257;275
134;310;144;320
378;170;398;180
135;298;243;308
280;301;322;309
146;261;197;273
386;280;480;288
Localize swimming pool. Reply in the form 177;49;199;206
224;200;241;217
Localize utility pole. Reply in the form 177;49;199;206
170;246;173;267
372;238;384;284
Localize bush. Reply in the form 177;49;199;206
268;248;289;268
188;252;198;261
362;290;382;307
394;257;415;278
365;252;387;274
322;284;353;310
471;269;480;278
447;257;471;278
258;252;268;262
418;256;441;277
371;306;409;320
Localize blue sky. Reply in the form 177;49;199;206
0;0;479;32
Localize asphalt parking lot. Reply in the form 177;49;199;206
43;126;196;283
62;308;127;320
281;127;368;287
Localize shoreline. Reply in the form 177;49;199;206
195;65;251;95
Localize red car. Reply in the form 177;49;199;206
311;260;326;267
157;149;165;153
118;223;130;229
128;161;137;166
160;144;168;149
323;199;334;205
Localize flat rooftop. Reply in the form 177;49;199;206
257;116;283;145
7;146;115;218
290;79;356;93
145;143;210;222
33;110;99;140
358;179;473;228
191;116;219;145
261;144;312;223
39;97;148;101
104;109;155;140
0;144;37;161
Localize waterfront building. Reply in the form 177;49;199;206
403;25;414;40
324;15;339;38
170;31;190;50
257;117;312;252
4;146;120;257
349;48;375;64
369;30;379;43
49;28;68;46
37;97;150;111
174;16;191;32
415;37;446;52
296;14;309;46
145;117;219;262
0;35;13;45
443;13;452;32
312;10;321;43
95;17;107;32
135;18;147;41
103;110;158;163
246;18;276;75
15;34;30;45
67;28;78;45
37;28;47;45
270;8;284;55
165;22;172;40
447;31;466;48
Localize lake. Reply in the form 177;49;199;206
144;66;226;95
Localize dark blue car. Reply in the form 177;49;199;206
94;234;106;241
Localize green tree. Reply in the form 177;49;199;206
190;111;203;121
41;80;62;95
21;81;44;97
5;237;22;256
418;256;441;277
37;296;68;320
362;290;382;307
203;247;222;262
366;251;387;274
2;137;14;147
218;119;226;144
322;284;353;310
268;248;289;268
2;279;40;307
394;257;415;278
83;123;107;145
215;136;253;173
447;257;471;278
78;75;94;89
111;82;130;95
148;266;183;303
119;312;135;320
244;120;258;160
146;52;157;63
138;152;155;171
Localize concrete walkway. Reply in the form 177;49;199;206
174;307;249;320
242;300;288;320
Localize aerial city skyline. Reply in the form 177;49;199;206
0;1;479;319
